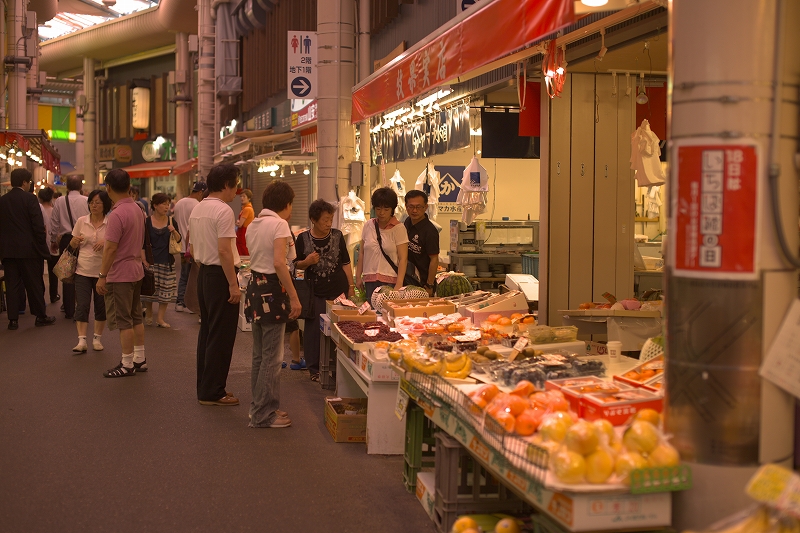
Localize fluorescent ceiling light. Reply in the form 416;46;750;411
581;0;609;6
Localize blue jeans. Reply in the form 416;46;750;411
176;259;192;305
250;320;285;427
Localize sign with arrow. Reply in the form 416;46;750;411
288;31;317;101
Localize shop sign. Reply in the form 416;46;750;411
99;144;116;161
351;0;574;123
670;140;759;279
287;31;317;100
274;101;292;133
142;141;159;162
291;100;317;130
457;0;478;12
254;109;272;130
114;145;132;163
435;165;463;214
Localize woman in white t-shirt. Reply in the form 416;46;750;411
355;187;409;304
69;190;111;353
243;181;301;429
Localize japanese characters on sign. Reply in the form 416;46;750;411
287;32;317;100
671;141;759;279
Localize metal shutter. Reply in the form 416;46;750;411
250;173;311;230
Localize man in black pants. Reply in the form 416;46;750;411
188;164;241;406
49;176;89;319
0;169;56;330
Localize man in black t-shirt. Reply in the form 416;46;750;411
404;190;439;295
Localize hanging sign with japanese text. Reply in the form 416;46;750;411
287;31;317;100
670;140;759;279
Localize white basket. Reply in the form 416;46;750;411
640;338;664;362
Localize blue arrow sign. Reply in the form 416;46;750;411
291;76;312;98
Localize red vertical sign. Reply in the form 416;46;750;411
672;143;758;278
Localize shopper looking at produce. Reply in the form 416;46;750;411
69;189;111;353
295;199;354;382
355;187;409;304
244;180;301;428
189;163;241;405
141;193;181;328
404;190;439;296
95;169;147;378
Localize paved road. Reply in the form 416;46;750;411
0;300;436;533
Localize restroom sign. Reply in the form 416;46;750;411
287;31;316;100
670;140;759;279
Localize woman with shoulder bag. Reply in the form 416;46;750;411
295;199;354;382
244;180;301;428
141;193;181;328
69;190;112;353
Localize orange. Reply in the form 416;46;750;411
510;380;536;398
522;316;536;324
489;410;516;433
497;317;512;326
469;396;487;415
511;313;524;320
515;409;542;436
472;383;500;403
486;314;502;323
546;390;570;412
623;371;641;381
639;369;656;380
530;392;550;410
486;393;512;417
506;395;529;417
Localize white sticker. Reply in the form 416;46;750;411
364;328;380;337
513;337;529;351
395;387;410;421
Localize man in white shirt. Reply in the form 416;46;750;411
188;164;241;406
172;181;206;313
50;176;89;319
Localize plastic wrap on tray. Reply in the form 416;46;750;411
486;351;606;388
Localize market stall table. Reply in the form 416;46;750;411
560;309;662;352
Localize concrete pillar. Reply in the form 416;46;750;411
668;0;800;529
83;57;97;189
197;0;215;181
75;88;84;175
25;24;40;132
175;31;192;196
317;0;355;203
7;0;28;130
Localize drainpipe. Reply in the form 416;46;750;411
357;0;370;212
7;0;28;130
197;0;215;180
83;57;96;189
75;88;84;175
0;1;7;129
668;0;799;529
25;22;39;130
317;0;355;203
175;31;191;196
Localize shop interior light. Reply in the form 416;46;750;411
636;73;649;105
597;28;608;61
81;179;86;184
625;73;632;96
303;165;310;175
581;0;609;6
270;170;276;177
25;150;31;156
611;72;618;97
470;128;482;136
290;165;297;175
280;167;285;178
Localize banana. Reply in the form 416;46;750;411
445;354;468;372
418;359;442;375
444;358;472;379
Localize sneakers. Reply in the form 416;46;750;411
103;363;135;378
199;395;239;406
268;415;292;428
73;338;88;353
133;359;148;372
176;303;194;314
92;336;104;351
289;359;306;370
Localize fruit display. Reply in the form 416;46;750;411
435;271;474;297
370;284;429;312
450;515;522;533
525;325;579;344
336;321;403;343
388;341;473;379
615;356;664;387
484;352;605;388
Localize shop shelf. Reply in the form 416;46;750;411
522;253;539;279
630;465;693;494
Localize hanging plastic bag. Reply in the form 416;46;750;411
630;119;666;186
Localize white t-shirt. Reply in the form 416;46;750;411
172;196;199;253
361;219;409;283
72;214;108;277
188;197;240;266
246;209;296;274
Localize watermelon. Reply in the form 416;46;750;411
435;272;474;297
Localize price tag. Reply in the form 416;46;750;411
364;328;380;337
508;337;528;362
358;301;372;315
395;387;411;420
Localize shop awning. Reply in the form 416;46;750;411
118;161;176;179
0;129;62;173
351;0;574;123
171;157;197;175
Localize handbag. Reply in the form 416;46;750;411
169;216;182;254
291;232;315;320
53;247;78;282
244;272;291;324
140;216;156;297
374;220;420;287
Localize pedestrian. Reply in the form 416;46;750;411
189;163;241;406
355;187;409;304
244;180;301;427
172;181;206;314
38;187;60;304
404;190;439;295
294;199;353;382
70;190;111;353
95;169;147;378
130;186;149;215
141;193;181;328
0;168;56;330
235;188;254;256
49;176;89;319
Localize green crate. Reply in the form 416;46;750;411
403;403;437;492
630;465;693;494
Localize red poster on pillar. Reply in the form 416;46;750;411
670;141;759;279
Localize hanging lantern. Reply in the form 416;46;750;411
542;40;567;99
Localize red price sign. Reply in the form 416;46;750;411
671;142;759;279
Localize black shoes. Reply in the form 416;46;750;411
8;320;18;330
51;295;61;303
103;363;136;378
35;316;56;327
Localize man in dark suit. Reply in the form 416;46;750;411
0;168;56;330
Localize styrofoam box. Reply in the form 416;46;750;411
238;314;252;332
358;350;399;382
538;488;671;531
415;471;436;519
320;314;332;336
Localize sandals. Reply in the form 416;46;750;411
103;363;135;378
156;322;171;328
310;373;320;382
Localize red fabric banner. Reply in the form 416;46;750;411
518;78;541;137
351;0;574;124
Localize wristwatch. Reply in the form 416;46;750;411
98;273;106;279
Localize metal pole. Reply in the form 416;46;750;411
83;57;96;189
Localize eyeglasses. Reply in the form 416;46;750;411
406;204;427;210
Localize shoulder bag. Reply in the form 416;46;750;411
374;220;420;287
140;217;156;296
291;232;315;320
54;216;80;283
169;216;182;254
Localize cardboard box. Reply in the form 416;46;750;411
324;397;368;443
612;355;665;389
360;349;399;382
384;299;456;326
331;322;373;353
329;308;378;324
415;471;436;519
581;389;663;426
467;291;529;324
545;376;610;415
538;489;671;532
320;314;331;336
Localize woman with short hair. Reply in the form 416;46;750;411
355;187;409;304
141;192;181;328
294;199;353;382
69;190;112;353
235;188;254;256
244;180;301;428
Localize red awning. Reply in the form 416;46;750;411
118;161;176;179
351;0;574;123
171;157;198;175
